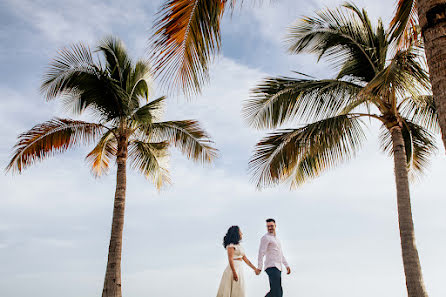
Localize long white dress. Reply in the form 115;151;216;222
216;243;245;297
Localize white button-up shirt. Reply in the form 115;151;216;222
257;233;289;271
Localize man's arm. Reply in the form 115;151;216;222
282;249;291;274
282;253;289;268
257;236;268;270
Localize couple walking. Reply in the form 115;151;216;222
216;218;291;297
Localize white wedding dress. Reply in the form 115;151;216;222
216;243;246;297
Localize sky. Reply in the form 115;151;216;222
0;0;445;297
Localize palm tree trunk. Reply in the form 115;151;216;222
417;0;446;151
390;126;428;297
102;137;128;297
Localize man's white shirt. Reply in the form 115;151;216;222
257;233;289;271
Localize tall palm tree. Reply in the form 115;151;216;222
6;36;217;297
390;0;446;151
243;4;438;297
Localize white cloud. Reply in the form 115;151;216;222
4;0;155;46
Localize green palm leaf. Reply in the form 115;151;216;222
244;77;362;129
41;43;97;100
286;152;327;189
98;36;132;84
287;3;381;80
249;115;366;189
150;120;218;163
41;43;128;120
364;46;430;99
126;60;153;110
399;95;439;132
128;140;171;189
131;96;166;129
379;119;437;178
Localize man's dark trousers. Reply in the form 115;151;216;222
265;267;282;297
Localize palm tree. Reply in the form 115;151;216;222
243;4;438;297
390;0;446;151
6;36;217;297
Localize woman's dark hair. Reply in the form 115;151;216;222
223;225;241;248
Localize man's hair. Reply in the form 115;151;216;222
266;218;276;223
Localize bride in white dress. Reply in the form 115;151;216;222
216;226;258;297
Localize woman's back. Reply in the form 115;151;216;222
226;243;245;260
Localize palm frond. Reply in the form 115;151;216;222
150;120;218;163
399;95;439;132
389;0;420;49
249;114;366;189
6;119;104;173
406;121;437;178
126;60;153;111
150;0;225;96
97;36;132;84
41;43;128;120
286;3;381;80
85;129;117;177
340;92;373;114
379;120;437;179
343;3;374;42
41;43;97;100
128;140;171;189
243;77;362;129
364;46;430;99
286;151;327;188
131;96;166;129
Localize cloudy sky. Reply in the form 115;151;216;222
1;0;445;297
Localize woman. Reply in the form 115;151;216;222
216;226;258;297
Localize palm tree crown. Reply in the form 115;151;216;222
7;36;217;187
243;3;438;188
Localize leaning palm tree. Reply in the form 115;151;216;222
6;36;217;297
243;4;438;297
390;0;446;151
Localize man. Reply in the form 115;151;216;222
256;218;291;297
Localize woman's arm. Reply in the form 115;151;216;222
227;247;238;281
242;255;257;271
